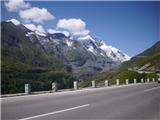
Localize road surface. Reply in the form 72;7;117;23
2;83;160;120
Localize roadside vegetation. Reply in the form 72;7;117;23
1;56;75;94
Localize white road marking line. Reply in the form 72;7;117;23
18;104;90;120
144;86;160;92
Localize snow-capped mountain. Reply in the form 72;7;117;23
78;35;130;62
2;20;130;79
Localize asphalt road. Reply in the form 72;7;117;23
2;83;160;120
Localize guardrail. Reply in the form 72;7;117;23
23;77;160;94
1;77;160;97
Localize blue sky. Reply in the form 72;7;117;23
1;1;160;57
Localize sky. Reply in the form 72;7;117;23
1;1;160;57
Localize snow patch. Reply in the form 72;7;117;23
25;32;34;37
87;46;97;55
65;40;73;47
35;31;46;37
7;19;20;25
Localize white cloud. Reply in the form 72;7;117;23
5;0;54;24
7;18;21;25
19;7;54;23
47;28;70;37
24;24;45;33
5;0;30;12
57;18;86;32
57;18;90;37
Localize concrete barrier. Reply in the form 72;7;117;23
105;80;109;87
152;78;155;82
147;78;150;83
134;79;137;84
92;80;96;88
116;79;119;86
25;84;31;94
52;82;57;92
74;81;78;90
126;79;129;85
141;78;144;83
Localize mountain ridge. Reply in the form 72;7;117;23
2;20;130;79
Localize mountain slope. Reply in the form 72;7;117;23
2;20;130;79
1;22;64;69
1;22;73;94
1;20;131;94
80;41;160;87
121;41;160;71
78;35;130;62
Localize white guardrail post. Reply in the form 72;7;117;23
126;79;129;85
74;81;78;90
52;82;57;92
92;80;96;88
152;78;155;82
105;80;109;87
147;78;150;83
134;78;137;84
25;84;31;94
141;78;144;83
116;79;119;86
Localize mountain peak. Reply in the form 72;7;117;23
76;34;130;62
77;34;95;41
2;20;130;69
3;19;130;63
2;21;131;80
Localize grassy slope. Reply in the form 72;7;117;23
121;41;160;69
80;41;160;87
110;70;157;85
79;71;116;87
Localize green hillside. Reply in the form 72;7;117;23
1;22;75;94
109;70;158;85
80;41;160;87
1;22;64;69
121;41;160;70
1;56;75;94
